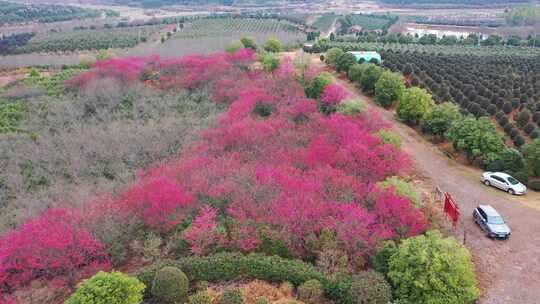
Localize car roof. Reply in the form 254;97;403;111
492;172;511;179
478;205;501;217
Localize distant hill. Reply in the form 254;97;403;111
379;0;531;5
0;1;118;23
107;0;312;7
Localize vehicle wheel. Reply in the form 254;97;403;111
484;180;490;186
508;189;515;195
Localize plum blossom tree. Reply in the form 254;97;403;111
184;206;222;255
119;176;195;232
321;84;348;105
0;209;111;292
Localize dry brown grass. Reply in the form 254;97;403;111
207;280;306;304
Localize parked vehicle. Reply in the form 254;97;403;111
473;205;511;239
481;172;527;195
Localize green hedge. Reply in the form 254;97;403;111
137;252;354;303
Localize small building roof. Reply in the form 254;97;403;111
347;51;382;63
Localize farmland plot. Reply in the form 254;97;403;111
383;51;540;145
127;18;305;58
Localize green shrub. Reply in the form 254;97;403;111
344;271;392;304
359;64;383;94
487;148;525;174
348;63;368;83
96;49;115;61
297;279;324;304
257;234;292;258
336;99;365;116
0;102;25;133
376;130;402;149
255;298;269;304
325;48;344;67
349;271;391;304
446;116;505;167
264;38;283;53
336;52;357;73
227;42;243;53
65;271;145;304
261;53;280;72
523;139;540;176
370;240;398;277
513;170;529;184
189;291;213;304
421;102;462;138
528;179;540;191
515;109;531;128
397;87;434;125
305;72;332;99
374;71;405;108
378;176;421;207
221;288;243;304
388;231;479;304
137;253;351;302
151;266;189;303
240;37;257;50
253;102;275;118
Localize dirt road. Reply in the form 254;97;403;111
327;66;540;303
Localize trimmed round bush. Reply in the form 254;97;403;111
487;104;497;115
528;180;540;191
189;291;213;304
151;266;189;304
533;111;540;123
513;170;529;184
221;288;243;304
514;135;525;146
502;102;513;114
498;115;509;126
515;109;531;128
66;271;145;304
503;123;513;134
509;128;519;139
524;123;536;134
347;271;392;304
297;279;324;304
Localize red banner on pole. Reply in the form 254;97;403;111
444;193;460;227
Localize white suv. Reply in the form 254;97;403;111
481;172;527;195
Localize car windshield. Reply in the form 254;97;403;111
507;177;519;185
488;216;505;225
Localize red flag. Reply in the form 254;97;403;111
444;193;460;227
